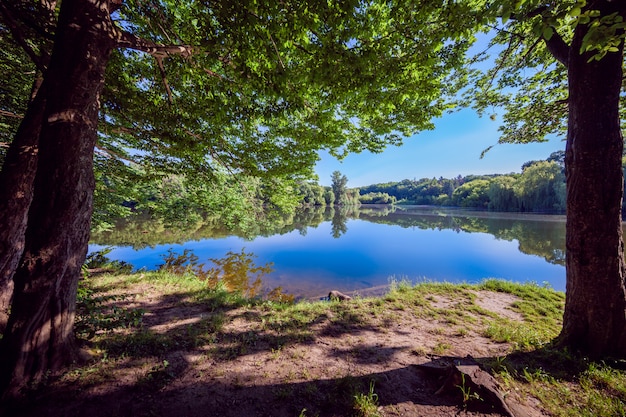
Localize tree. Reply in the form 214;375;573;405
331;170;349;205
468;0;626;356
451;179;491;208
0;0;481;394
488;175;520;212
516;161;566;212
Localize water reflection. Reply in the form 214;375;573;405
90;205;567;296
356;206;566;267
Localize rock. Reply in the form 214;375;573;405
328;290;352;301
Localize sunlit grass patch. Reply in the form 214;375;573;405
483;321;554;350
491;354;626;417
477;279;564;346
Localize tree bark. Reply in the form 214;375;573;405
558;2;626;357
0;0;114;396
0;77;45;333
0;0;57;335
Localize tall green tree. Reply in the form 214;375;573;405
0;0;481;395
331;170;349;205
517;161;566;212
468;0;626;356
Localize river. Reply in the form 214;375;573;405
89;205;566;298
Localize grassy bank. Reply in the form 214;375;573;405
7;271;625;417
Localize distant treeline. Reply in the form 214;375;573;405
359;159;566;212
299;152;569;213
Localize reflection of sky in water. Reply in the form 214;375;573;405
90;217;565;297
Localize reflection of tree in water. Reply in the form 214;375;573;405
358;207;566;266
91;205;567;266
330;206;350;238
91;206;330;248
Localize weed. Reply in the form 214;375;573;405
455;327;469;337
158;248;297;303
137;359;174;390
270;347;283;361
432;341;451;355
411;346;428;356
353;380;381;417
457;373;483;404
431;326;446;335
84;247;133;275
483;321;550;350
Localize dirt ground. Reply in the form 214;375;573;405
3;282;549;417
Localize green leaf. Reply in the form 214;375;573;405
542;26;554;40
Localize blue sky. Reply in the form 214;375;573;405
315;108;565;187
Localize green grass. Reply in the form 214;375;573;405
489;352;626;417
353;381;381;417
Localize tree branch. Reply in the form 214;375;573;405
0;2;48;71
543;30;570;68
113;29;193;58
94;144;137;164
155;56;174;105
506;4;570;68
0;110;24;119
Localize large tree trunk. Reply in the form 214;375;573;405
558;2;626;357
0;0;57;333
0;78;45;333
0;0;114;397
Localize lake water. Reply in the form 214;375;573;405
89;205;566;298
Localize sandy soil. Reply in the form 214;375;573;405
3;283;548;417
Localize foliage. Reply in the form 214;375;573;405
359;192;397;205
488;175;520;211
451;179;491;208
75;282;144;339
297;181;328;207
92;165;301;232
358;153;568;213
0;34;33;165
84;247;133;275
158;248;274;299
460;1;626;145
79;0;488;206
331;171;349;205
516;161;566;212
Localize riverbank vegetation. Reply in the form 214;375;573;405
92;149;625;235
91;152;569;235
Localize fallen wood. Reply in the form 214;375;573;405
416;355;527;417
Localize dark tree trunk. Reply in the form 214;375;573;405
558;2;626;357
0;0;114;396
0;78;45;333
